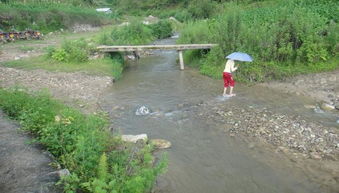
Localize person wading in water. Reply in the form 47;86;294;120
222;59;238;97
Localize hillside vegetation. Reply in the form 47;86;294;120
0;0;112;33
177;0;338;82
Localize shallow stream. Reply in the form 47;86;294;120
101;38;337;193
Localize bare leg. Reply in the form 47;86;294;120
223;87;227;96
229;87;236;96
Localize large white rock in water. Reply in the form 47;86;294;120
150;139;172;149
136;106;151;116
122;134;148;143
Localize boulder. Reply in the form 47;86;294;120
122;134;148;143
47;169;70;180
150;139;172;149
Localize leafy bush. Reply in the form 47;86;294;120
149;20;173;39
0;88;167;193
188;0;217;19
50;39;92;63
108;21;154;45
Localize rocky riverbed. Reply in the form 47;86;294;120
261;70;339;109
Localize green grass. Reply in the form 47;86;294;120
0;88;167;193
18;46;35;52
185;55;339;82
1;56;123;78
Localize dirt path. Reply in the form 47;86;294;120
0;111;60;193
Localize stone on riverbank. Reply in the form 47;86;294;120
122;134;148;143
150;139;172;149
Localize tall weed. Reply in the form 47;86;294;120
178;0;339;82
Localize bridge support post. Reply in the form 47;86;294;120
178;50;184;70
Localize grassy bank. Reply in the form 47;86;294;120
178;0;339;82
0;88;166;193
1;55;123;77
1;19;174;81
0;1;113;33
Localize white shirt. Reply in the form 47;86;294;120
224;60;237;73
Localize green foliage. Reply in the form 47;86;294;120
51;48;68;62
50;38;92;63
178;0;339;82
188;0;217;19
111;21;154;45
149;20;173;39
110;53;125;80
0;1;111;33
0;88;167;193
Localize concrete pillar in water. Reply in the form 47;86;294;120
178;50;184;70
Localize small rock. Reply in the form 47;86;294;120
122;134;148;143
14;56;21;60
48;169;70;180
58;169;71;177
177;103;184;108
310;152;322;160
150;139;172;149
320;103;335;111
320;78;327;84
336;119;339;124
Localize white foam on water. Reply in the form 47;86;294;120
216;95;232;102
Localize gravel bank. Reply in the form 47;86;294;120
261;70;339;107
203;103;339;160
0;67;113;108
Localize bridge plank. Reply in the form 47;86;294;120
97;44;217;52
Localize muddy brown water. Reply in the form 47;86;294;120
101;39;337;193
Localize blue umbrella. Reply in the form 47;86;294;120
226;52;253;62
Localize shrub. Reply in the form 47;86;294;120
108;21;154;45
50;38;92;63
149;20;173;39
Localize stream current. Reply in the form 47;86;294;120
101;38;336;193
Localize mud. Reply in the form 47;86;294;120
0;111;59;193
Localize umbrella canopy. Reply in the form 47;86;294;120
226;52;253;62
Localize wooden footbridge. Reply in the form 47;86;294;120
97;44;217;70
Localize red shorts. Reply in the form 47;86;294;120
223;72;235;87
